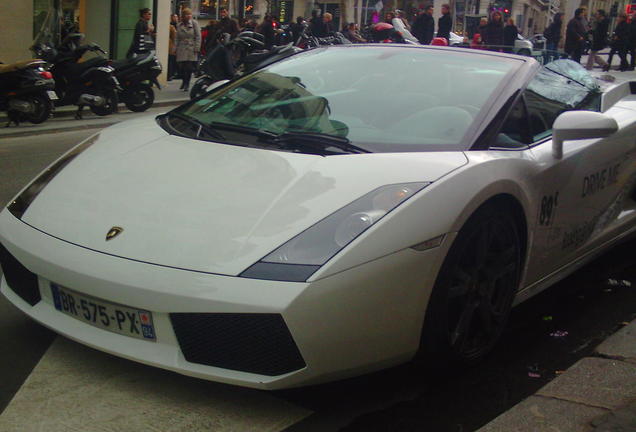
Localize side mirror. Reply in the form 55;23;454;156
552;111;618;159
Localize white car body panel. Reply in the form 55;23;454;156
2;47;636;389
21;120;468;276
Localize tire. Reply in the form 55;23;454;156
190;78;214;100
420;201;522;366
518;48;531;57
123;84;154;112
90;90;119;116
23;94;52;124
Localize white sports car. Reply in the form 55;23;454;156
2;46;636;390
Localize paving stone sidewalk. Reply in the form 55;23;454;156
477;320;636;432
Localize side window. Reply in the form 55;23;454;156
494;98;531;148
524;61;602;143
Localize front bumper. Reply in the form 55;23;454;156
0;209;450;389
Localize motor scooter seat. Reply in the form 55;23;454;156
0;59;46;74
66;57;108;77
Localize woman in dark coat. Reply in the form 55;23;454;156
543;13;562;62
565;8;587;63
503;17;518;53
482;11;504;51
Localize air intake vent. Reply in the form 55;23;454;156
170;313;306;376
0;243;41;306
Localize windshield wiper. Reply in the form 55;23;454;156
209;122;278;140
165;112;227;141
268;132;369;155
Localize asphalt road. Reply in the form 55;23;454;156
1;128;635;431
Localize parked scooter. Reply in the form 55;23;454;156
295;23;352;49
0;59;56;126
111;51;162;112
190;32;299;99
31;33;120;119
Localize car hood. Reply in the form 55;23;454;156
21;117;468;276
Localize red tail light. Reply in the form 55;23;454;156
39;71;53;79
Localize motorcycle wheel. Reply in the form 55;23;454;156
90;90;119;116
190;78;214;100
24;94;52;124
123;84;155;112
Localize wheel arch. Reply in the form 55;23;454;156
447;181;532;269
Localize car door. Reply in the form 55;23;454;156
491;61;636;286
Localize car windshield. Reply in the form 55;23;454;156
172;46;520;153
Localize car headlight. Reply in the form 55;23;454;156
6;134;99;219
240;182;430;282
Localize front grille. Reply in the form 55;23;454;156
0;242;41;306
170;313;306;376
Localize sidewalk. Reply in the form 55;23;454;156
477;319;636;432
0;79;189;139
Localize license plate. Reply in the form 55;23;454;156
50;284;156;341
46;90;58;100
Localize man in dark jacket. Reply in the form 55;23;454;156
127;8;155;58
217;8;240;39
437;4;452;41
565;8;587;63
606;13;630;71
413;5;435;44
586;10;609;70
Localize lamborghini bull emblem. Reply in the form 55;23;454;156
106;226;124;241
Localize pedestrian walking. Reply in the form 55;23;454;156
586;10;609;70
627;12;636;70
257;14;276;49
605;13;630;71
503;17;518;53
175;8;201;91
290;16;306;43
412;5;435;45
482;11;504;51
201;20;218;54
437;4;452;42
309;9;326;37
565;8;587;63
543;13;562;62
322;12;335;35
127;8;155;58
168;14;178;80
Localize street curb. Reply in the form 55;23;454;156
0;98;185;122
0;99;186;139
476;319;636;431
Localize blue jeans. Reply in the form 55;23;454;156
544;41;559;64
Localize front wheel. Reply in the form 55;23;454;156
90;90;118;116
420;201;522;365
123;84;154;112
